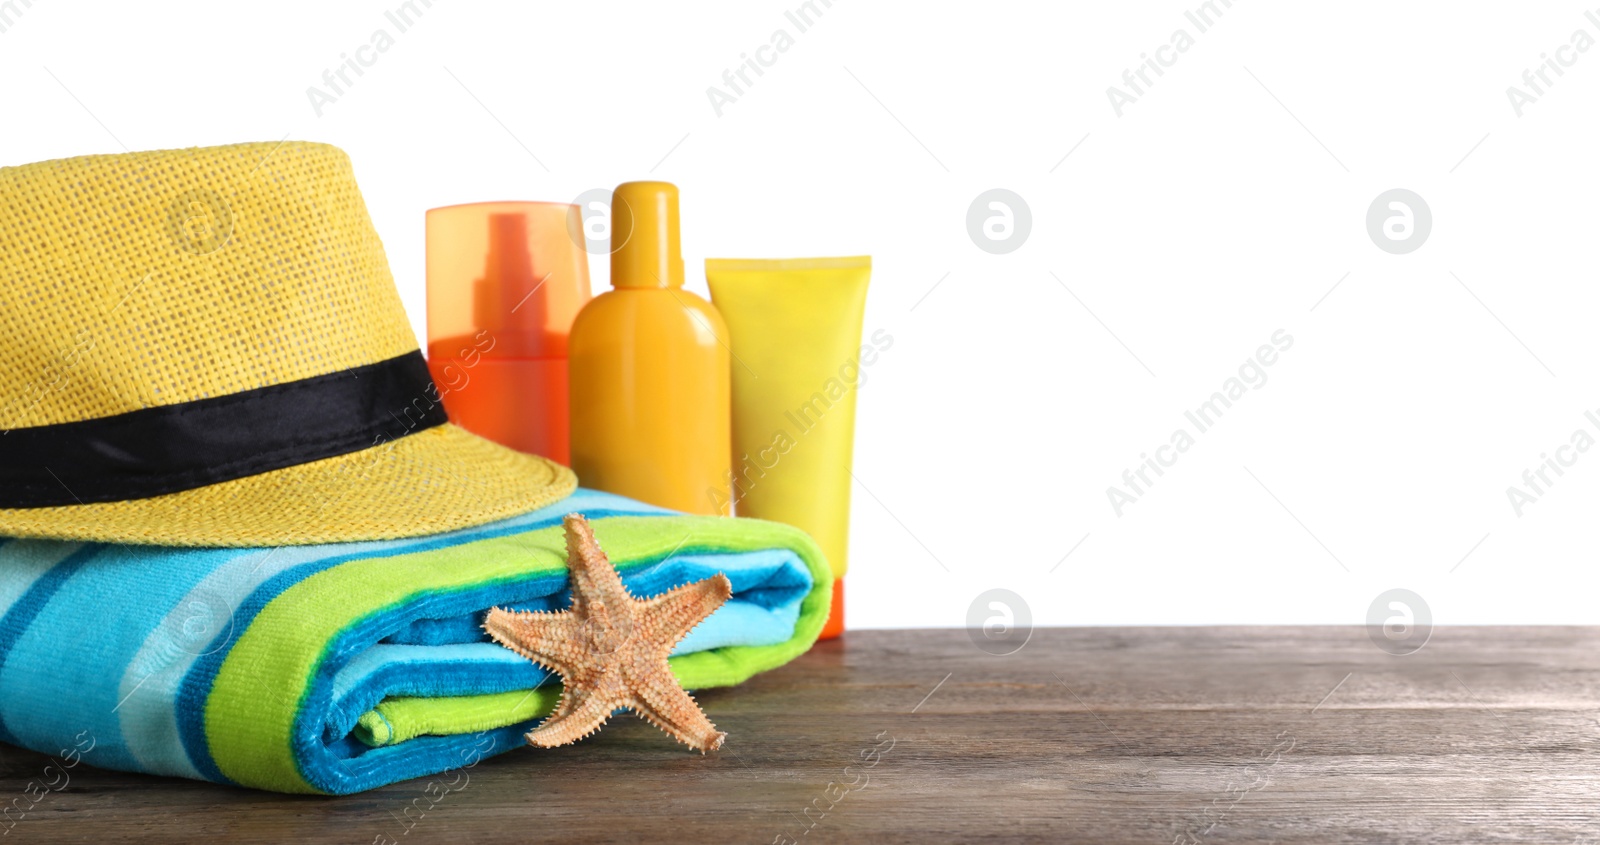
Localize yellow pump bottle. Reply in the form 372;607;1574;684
568;182;732;515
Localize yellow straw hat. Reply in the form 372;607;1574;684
0;142;576;547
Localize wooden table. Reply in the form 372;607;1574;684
2;627;1596;843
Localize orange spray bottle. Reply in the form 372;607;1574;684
568;182;732;515
426;202;591;464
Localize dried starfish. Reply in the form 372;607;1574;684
483;513;731;752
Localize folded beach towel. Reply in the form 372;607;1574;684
0;490;829;794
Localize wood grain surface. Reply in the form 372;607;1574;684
3;627;1598;844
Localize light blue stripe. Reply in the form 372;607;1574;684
0;540;84;618
325;643;543;740
331;643;532;703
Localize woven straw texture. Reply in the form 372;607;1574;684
0;142;575;546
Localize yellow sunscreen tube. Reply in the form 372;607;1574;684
706;256;875;641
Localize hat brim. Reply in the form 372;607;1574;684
0;424;576;547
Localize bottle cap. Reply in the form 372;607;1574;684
610;181;684;289
425;201;592;359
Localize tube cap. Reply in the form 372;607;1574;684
610;181;683;289
425;201;592;359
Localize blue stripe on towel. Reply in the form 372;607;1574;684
323;644;549;742
0;541;84;619
0;544;102;746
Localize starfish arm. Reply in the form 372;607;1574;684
526;686;620;748
562;515;637;630
629;679;727;753
635;573;733;646
484;517;734;754
482;608;584;677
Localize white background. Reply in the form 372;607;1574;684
4;0;1598;629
